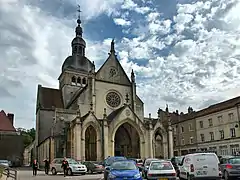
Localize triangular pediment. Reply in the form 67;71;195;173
96;53;131;86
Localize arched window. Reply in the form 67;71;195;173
78;47;83;55
82;77;87;84
71;76;76;85
77;77;81;86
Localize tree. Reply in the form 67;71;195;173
17;128;36;148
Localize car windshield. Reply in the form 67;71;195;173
150;161;173;170
106;157;126;166
67;159;79;164
146;159;158;166
0;160;8;163
229;158;240;164
111;161;137;170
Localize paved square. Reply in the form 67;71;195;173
18;171;103;180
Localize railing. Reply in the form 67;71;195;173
0;165;17;180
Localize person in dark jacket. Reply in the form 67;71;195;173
61;157;69;177
43;158;50;175
32;159;38;176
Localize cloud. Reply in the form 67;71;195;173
1;0;240;129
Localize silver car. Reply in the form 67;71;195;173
220;156;240;179
147;160;177;180
50;158;87;176
0;160;9;167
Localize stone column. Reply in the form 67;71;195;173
75;123;82;161
149;123;153;158
104;120;109;158
168;125;174;158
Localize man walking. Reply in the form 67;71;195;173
32;159;38;176
43;158;50;175
61;157;69;177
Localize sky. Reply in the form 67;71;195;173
0;0;240;129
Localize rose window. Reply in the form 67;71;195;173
106;92;121;108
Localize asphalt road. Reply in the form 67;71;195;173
18;170;103;180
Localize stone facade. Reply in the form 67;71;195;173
171;97;240;156
35;18;174;162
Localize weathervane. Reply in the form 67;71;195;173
77;4;81;20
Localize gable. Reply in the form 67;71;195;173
0;110;16;132
96;53;131;86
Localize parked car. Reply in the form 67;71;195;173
0;160;9;167
178;152;221;180
82;161;104;174
107;160;142;180
147;160;177;180
219;156;240;179
104;156;127;180
128;158;143;168
50;158;87;176
141;158;159;178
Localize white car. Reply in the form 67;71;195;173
50;158;87;176
178;152;221;180
147;160;177;180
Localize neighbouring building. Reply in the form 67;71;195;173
196;97;240;155
172;107;197;156
0;110;24;166
23;140;35;166
35;16;174;166
172;97;240;156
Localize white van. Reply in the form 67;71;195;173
178;153;221;180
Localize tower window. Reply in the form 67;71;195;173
77;77;81;86
71;76;76;85
73;46;77;53
82;77;86;84
78;47;83;55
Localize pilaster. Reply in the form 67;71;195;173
168;125;174;158
74;121;82;161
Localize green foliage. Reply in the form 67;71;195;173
16;128;36;148
0;167;3;178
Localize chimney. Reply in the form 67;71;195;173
7;113;14;125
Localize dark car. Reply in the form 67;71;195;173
219;156;240;179
170;156;184;177
103;156;127;180
82;161;104;174
141;158;159;178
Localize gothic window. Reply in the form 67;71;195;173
82;77;86;84
71;76;76;85
109;68;117;78
106;92;121;108
77;77;81;86
73;46;77;53
78;47;82;55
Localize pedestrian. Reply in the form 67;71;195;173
32;159;38;176
61;157;69;177
43;158;50;175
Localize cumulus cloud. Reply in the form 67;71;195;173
1;0;240;128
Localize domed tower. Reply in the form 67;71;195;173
58;15;94;107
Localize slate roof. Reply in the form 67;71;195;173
0;110;16;132
38;85;64;109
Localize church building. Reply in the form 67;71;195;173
35;16;173;164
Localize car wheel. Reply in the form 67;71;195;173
67;168;72;176
51;168;57;175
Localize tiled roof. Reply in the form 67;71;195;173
38;86;64;109
196;96;240;117
0;110;16;132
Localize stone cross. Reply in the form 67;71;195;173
125;93;130;104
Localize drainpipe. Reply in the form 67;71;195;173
101;120;104;160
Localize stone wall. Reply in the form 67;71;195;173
0;133;24;166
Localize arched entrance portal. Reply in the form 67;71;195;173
114;122;140;158
153;129;164;158
85;125;97;161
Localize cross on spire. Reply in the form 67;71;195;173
125;93;130;104
77;5;81;21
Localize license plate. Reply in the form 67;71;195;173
159;178;168;180
196;171;207;175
